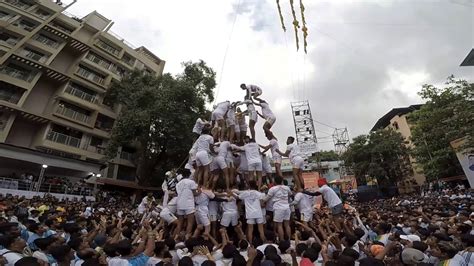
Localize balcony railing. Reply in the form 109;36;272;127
5;0;33;10
120;151;133;161
20;49;47;63
76;67;105;85
65;85;97;103
0;66;34;82
56;106;90;124
12;21;35;32
0;90;21;104
0;38;18;47
49;23;73;34
46;131;81;148
33;35;59;48
96;40;120;56
0;13;13;21
85;53;112;70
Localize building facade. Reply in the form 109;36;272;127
371;104;426;188
0;0;165;185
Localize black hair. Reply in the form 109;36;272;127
337;255;356;266
300;231;311;241
296;243;308;256
164;237;176;250
264;245;278;257
248;180;258;190
178;256;193;266
287;136;295;143
0;235;17;249
341;248;359;260
354;228;365;240
103;243;118;257
33;237;54;250
412;241;428;252
202;260;216;266
278;240;291;254
238;239;248;250
67;237;83;251
231;254;246;266
82;258;101;266
274;175;283;185
222;244;238;259
311;242;322;254
116;239;133;256
377;222;391;233
12;257;41;266
344;234;359;247
302;247;319;262
264;230;276;242
50;244;72;263
77;249;95;260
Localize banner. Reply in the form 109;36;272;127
451;138;474;188
302;171;321;188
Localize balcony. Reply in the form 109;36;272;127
0;37;18;47
85;52;112;70
76;67;105;85
65;84;97;104
46;131;81;148
5;0;34;10
33;9;50;20
56;105;90;124
19;49;47;63
0;87;23;104
32;34;60;48
120;151;133;161
0;65;34;82
96;40;120;57
12;20;36;32
49;22;74;34
0;12;13;21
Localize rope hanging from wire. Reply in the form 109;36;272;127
275;0;308;53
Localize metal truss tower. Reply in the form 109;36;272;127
332;127;350;155
290;101;318;158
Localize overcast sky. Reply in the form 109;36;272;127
68;0;474;150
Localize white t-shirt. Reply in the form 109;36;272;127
261;102;274;118
318;185;342;208
0;249;24;266
195;135;214;153
192;118;207;134
215;101;230;114
267;185;291;210
286;143;301;161
176;179;198;210
293;192;314;213
256;244;280;255
239;190;264;219
269;139;280;157
246;84;262;94
217;141;231;158
243;143;261;165
195;189;214;213
222;197;238;213
146;257;162;266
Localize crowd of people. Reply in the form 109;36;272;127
0;84;472;266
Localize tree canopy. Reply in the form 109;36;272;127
106;60;216;186
343;129;412;186
408;76;473;181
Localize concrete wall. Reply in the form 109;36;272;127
5;118;38;148
22;79;58;114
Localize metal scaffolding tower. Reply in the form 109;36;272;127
332;127;350;155
291;101;318;158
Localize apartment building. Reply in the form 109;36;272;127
371;104;426;189
0;0;165;187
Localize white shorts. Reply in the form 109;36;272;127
272;155;282;164
213;111;225;121
238;159;248;172
262;162;272;174
292;156;305;170
210;157;219;172
215;156;227;169
177;208;195;216
226;117;236;127
248;162;262;171
234;125;240;133
220;211;239;227
247;217;265;224
196;151;211;166
195;211;211;226
273;208;291;222
300;211;313;222
250;112;258;122
265;116;276;126
160;209;177;224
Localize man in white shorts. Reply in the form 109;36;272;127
214;137;231;189
236;180;266;242
220;192;239;228
175;171;199;238
244;99;258;140
240;83;262;99
194;127;215;186
291;188;315;226
235;107;247;144
260;132;283;178
277;136;305;190
264;176;292;241
211;101;230;141
194;188;215;236
261;153;273;185
252;96;276;136
233;137;263;188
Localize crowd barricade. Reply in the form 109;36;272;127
0;188;95;201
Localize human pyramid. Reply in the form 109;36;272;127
146;84;344;245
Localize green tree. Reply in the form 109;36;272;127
343;129;412;186
310;150;340;162
106;60;216;186
409;76;473;181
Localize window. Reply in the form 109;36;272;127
0;11;10;20
34;8;50;19
76;65;106;85
295;111;300;116
0;32;19;46
393;122;399;130
122;54;135;66
0;63;34;82
90;136;103;147
0;82;24;104
13;19;37;31
303;120;307;125
33;33;60;48
85;52;112;70
21;47;46;62
65;83;97;103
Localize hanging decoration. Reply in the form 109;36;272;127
275;0;308;53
